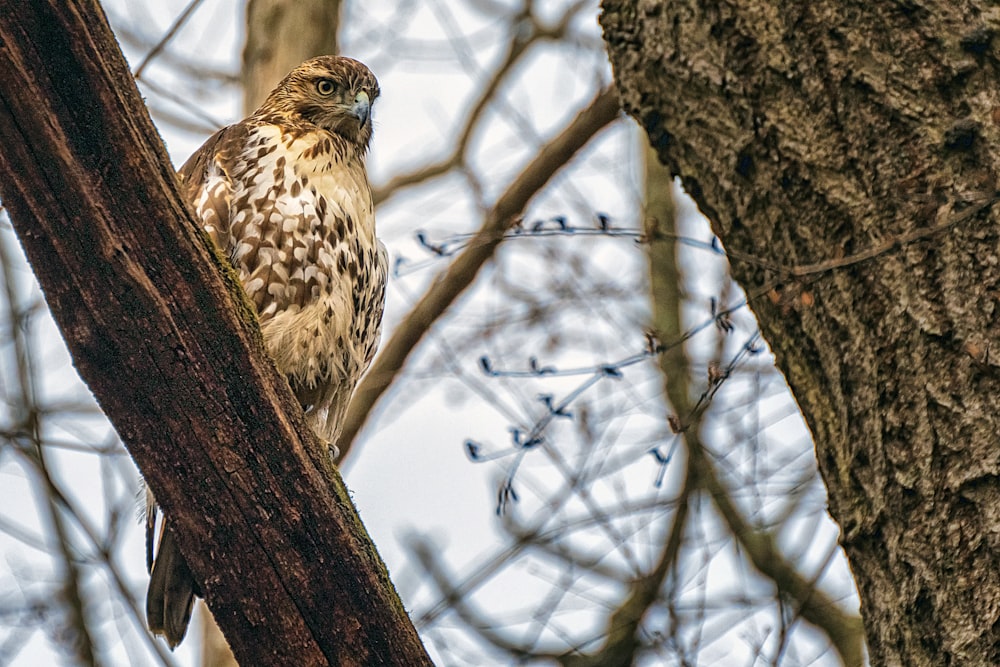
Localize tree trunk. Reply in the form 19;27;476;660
0;2;431;665
242;0;343;114
602;1;1000;665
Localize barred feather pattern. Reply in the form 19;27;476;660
192;123;387;438
146;55;386;648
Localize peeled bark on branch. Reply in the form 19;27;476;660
0;2;431;665
602;1;1000;664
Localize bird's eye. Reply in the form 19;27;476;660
316;79;336;96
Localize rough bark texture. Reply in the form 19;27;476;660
0;2;431;665
242;0;343;114
602;2;1000;665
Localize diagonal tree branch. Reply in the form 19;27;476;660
336;86;621;460
692;440;865;667
0;2;431;665
371;0;590;206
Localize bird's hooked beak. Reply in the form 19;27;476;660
350;91;371;126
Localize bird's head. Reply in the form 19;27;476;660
259;56;380;150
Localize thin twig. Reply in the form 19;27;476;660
723;194;997;278
692;439;865;667
372;0;587;205
559;458;696;667
132;0;206;80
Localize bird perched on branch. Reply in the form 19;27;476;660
145;55;386;648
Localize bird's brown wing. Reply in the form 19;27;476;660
146;521;197;648
177;123;252;255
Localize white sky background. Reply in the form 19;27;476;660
0;1;860;665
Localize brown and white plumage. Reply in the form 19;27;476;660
146;56;386;648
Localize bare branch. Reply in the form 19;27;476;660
336;86;621;460
553;161;695;667
691;439;865;666
132;0;206;80
372;0;590;205
0;230;100;667
559;461;696;667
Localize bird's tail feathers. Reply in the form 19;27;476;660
146;520;197;649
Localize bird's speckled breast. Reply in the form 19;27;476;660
202;124;387;437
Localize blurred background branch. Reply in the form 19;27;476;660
336;85;620;460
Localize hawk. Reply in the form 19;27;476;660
145;56;387;648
